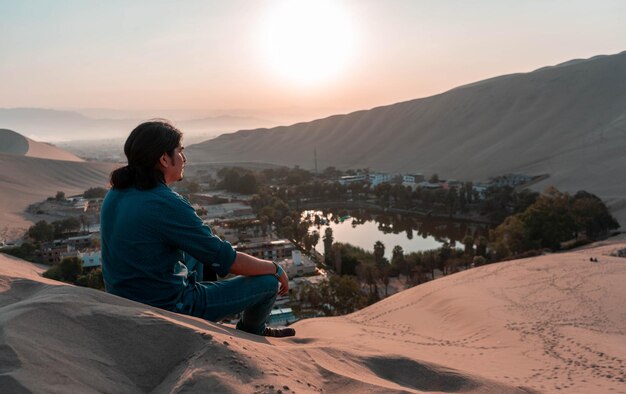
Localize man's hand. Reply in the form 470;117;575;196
229;253;290;296
278;269;289;296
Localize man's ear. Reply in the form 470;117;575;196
158;152;170;168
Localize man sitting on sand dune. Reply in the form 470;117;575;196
100;120;295;338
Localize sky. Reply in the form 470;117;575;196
1;0;625;122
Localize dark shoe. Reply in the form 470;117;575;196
262;326;296;338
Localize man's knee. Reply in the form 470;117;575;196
253;274;279;293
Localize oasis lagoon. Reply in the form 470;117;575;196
303;209;489;259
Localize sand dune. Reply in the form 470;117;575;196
186;51;626;225
0;153;114;233
0;129;115;236
0;129;83;162
2;238;625;393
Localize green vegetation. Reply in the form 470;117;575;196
1;243;36;261
490;188;618;259
43;257;104;291
290;275;366;317
27;220;55;242
43;256;82;283
217;167;259;194
83;187;108;199
27;218;82;242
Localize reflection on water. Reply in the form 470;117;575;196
303;209;489;258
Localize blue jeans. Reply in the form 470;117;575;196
176;256;278;335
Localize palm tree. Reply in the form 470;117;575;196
373;241;385;266
323;227;334;265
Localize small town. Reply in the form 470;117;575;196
5;166;607;329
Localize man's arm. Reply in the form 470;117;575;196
230;252;289;296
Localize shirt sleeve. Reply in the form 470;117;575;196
154;190;236;277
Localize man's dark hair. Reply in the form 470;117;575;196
110;120;183;190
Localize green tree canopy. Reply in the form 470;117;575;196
373;241;386;266
43;257;83;283
490;187;618;258
27;221;55;242
83;187;108;199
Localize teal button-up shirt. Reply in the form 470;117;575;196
101;183;236;309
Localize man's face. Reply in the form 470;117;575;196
161;145;186;185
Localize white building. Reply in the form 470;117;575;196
369;173;391;187
81;250;102;268
445;179;463;189
472;183;492;200
338;174;367;185
267;308;297;326
403;173;424;184
235;239;296;261
402;173;425;190
277;250;317;278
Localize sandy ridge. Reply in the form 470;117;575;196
0;151;115;235
2;238;626;393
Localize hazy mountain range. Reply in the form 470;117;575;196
0;108;278;142
187;51;626;223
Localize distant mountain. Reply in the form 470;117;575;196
0;108;278;141
0;109;135;140
186;51;626;224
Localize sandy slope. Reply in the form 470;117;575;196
186;51;626;225
0;153;114;235
2;239;625;393
0;129;83;162
0;128;114;236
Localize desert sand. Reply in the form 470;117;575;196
0;129;114;238
1;238;625;393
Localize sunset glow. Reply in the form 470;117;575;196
259;0;356;87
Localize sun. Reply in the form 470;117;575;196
259;0;356;87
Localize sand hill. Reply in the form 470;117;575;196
1;238;625;393
0;129;114;237
186;51;626;225
0;128;83;162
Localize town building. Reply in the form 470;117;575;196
338;174;368;185
444;179;463;190
276;250;317;278
203;202;255;220
417;181;442;190
81;250;102;269
65;234;97;249
85;199;104;215
472;183;492;200
267;308;297;326
40;244;72;265
490;174;533;188
369;173;391;187
234;239;296;261
403;173;425;184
